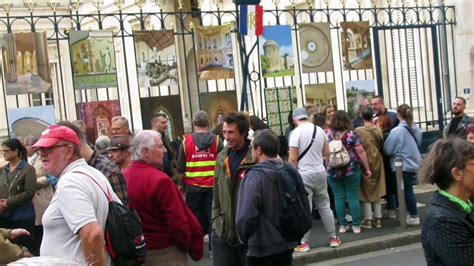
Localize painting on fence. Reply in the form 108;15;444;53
340;22;373;70
140;96;184;141
304;83;337;108
135;30;178;87
299;23;334;73
200;90;238;129
76;100;121;142
1;32;52;95
8;105;55;138
345;80;376;118
70;30;117;89
259;25;295;78
196;25;235;80
264;86;297;135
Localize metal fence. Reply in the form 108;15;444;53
0;1;457;141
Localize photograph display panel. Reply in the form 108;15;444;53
196;25;234;80
340;22;373;70
76;100;121;142
70;30;118;89
1;32;52;95
304;83;337;108
259;25;295;78
345;80;376;118
140;95;184;141
8;105;56;138
200;91;238;130
134;30;178;88
299;23;334;73
264;86;297;135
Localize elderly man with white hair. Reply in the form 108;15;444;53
123;130;203;266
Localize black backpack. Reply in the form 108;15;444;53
75;171;147;266
247;162;312;242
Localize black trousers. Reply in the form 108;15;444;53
246;249;294;266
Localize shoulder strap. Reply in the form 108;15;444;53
71;171;113;202
402;125;418;146
297;125;317;162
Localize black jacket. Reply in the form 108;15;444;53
235;159;297;257
422;191;474;266
443;113;471;139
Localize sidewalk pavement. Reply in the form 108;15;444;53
189;185;435;266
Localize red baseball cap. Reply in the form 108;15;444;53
33;125;81;148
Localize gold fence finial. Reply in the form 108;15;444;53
178;0;183;10
114;0;125;10
136;0;146;9
23;0;37;12
48;0;60;12
92;0;104;10
69;0;82;11
0;0;13;14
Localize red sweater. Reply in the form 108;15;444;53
123;161;193;252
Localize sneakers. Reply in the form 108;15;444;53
339;225;350;234
294;242;310;252
388;210;397;219
329;237;342;248
352;226;362;234
203;234;209;242
374;218;382;228
360;219;373;229
407;216;420;225
345;214;353;223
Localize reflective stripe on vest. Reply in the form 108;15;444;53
184;134;219;187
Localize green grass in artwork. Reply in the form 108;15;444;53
263;70;295;78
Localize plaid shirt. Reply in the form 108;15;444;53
88;151;129;207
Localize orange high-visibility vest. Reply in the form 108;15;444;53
184;134;219;188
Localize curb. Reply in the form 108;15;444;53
293;229;422;264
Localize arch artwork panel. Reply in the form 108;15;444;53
199;91;238;130
76;100;121;142
340;21;373;70
195;25;235;80
140;95;184;141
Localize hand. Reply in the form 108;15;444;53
364;169;372;180
10;228;30;240
0;199;7;212
22;249;33;258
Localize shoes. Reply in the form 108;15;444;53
407;216;420;225
374;218;382;228
339;225;350;234
329;237;342;248
360;219;373;229
203;234;209;243
352;226;362;234
294;242;310;252
388;210;397;219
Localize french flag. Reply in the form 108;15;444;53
239;5;263;36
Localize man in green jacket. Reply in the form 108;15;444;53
212;112;253;266
0;228;32;264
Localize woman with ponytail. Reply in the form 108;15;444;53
383;104;422;225
0;138;37;255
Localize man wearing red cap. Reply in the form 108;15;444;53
33;125;121;265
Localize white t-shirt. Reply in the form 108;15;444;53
40;158;121;265
289;122;326;173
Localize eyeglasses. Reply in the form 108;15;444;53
37;144;70;155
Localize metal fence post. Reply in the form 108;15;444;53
395;157;407;230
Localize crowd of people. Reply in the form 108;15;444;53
0;95;473;265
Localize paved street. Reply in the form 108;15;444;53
302;243;425;266
189;188;434;266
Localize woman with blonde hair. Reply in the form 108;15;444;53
383;104;422;225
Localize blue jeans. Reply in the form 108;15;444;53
327;170;362;226
389;171;418;217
